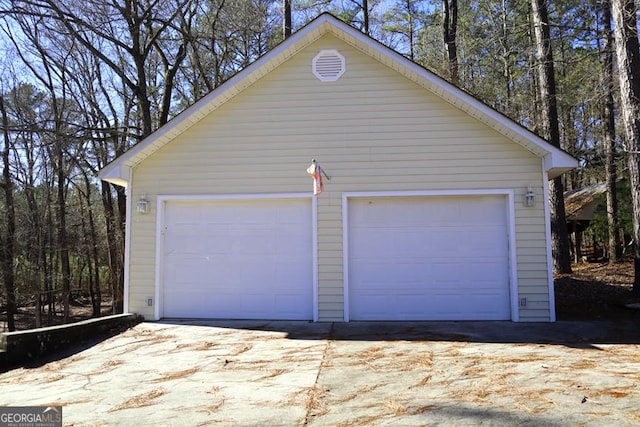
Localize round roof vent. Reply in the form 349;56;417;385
312;50;345;82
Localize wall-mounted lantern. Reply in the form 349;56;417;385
137;193;150;214
524;186;536;207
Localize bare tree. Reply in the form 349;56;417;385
531;0;572;273
5;13;76;321
9;0;191;138
612;0;640;293
3;83;51;327
0;94;16;331
601;0;621;262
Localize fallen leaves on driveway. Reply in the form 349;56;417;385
110;388;166;411
1;321;638;426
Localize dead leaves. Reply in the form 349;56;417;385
110;388;166;411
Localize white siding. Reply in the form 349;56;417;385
129;34;550;321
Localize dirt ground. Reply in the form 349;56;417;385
555;260;640;321
2;260;640;331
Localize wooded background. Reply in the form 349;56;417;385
1;0;640;331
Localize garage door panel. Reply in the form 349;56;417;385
276;260;312;282
164;257;208;283
351;261;430;285
467;261;509;281
348;195;511;321
162;198;313;320
164;296;208;318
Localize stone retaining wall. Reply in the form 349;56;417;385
1;313;141;369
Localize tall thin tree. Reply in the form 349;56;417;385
0;95;16;331
362;0;369;35
612;0;640;293
531;0;572;273
283;0;292;38
442;0;459;84
602;0;621;262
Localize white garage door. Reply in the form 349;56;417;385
347;195;511;320
162;197;313;320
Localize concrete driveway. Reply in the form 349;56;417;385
1;320;639;426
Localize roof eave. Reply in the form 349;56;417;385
98;163;130;188
545;152;579;179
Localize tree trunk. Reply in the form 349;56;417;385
602;0;622;263
80;173;102;317
88;198;102;318
0;96;17;332
362;0;369;35
57;142;71;323
500;0;514;112
612;0;640;293
283;0;292;39
531;0;572;274
442;0;459;84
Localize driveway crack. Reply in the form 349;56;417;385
302;322;334;426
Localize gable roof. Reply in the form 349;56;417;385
564;183;607;222
99;13;578;187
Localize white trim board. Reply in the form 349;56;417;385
342;189;519;322
122;169;133;314
543;169;556;322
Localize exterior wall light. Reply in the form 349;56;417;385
524;186;536;207
137;193;150;214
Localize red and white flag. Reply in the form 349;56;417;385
307;161;324;195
